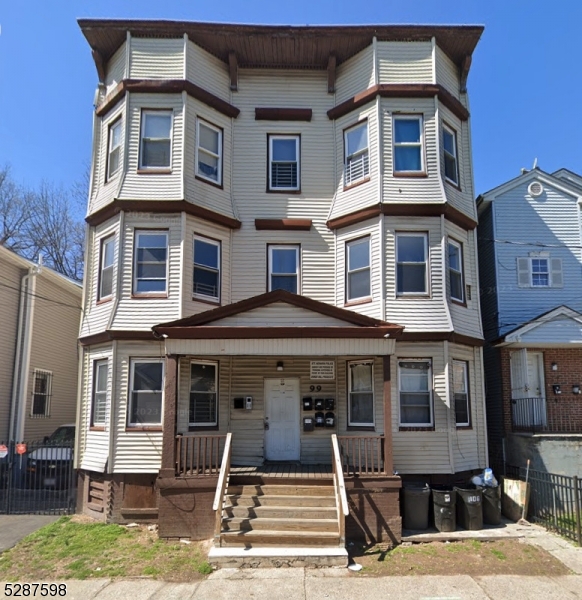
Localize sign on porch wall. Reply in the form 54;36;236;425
310;361;335;380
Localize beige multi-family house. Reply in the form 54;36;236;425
0;245;81;442
77;19;485;564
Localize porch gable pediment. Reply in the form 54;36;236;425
503;306;582;345
153;289;403;340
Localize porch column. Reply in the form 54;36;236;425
159;354;178;479
383;355;393;475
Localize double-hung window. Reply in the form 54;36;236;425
140;110;172;169
517;254;563;288
129;359;164;426
107;119;122;180
393;116;424;173
189;361;218;427
268;245;300;293
344;121;369;186
91;360;108;427
268;135;300;191
396;233;428;295
193;235;220;301
99;236;115;300
133;230;168;295
196;120;222;185
453;360;470;427
448;239;464;302
443;124;459;185
348;361;374;426
399;360;432;426
31;370;52;417
346;237;371;302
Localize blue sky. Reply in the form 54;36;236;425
1;1;580;199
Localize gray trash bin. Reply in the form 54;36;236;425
454;484;483;530
432;486;457;532
479;485;502;525
403;484;430;530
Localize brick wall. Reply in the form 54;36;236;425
501;347;582;433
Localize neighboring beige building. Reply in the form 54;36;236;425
76;20;485;559
0;245;82;442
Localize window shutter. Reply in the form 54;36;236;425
517;257;530;287
550;258;563;287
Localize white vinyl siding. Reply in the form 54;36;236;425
435;45;460;99
335;45;375;104
230;70;334;304
186;40;230;102
377;41;433;84
119;94;183;200
105;43;127;95
129;37;184;79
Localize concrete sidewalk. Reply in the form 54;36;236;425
0;515;59;553
4;571;581;599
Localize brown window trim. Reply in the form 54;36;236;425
393;172;428;178
137;169;173;175
90;426;106;432
396;293;431;299
344;297;373;308
192;296;221;307
195;174;223;190
346;425;376;432
451;298;468;308
399;426;435;432
456;424;473;431
131;293;169;299
255;108;312;121
96;297;113;306
267;133;301;193
188;425;219;432
125;426;163;432
343;177;371;192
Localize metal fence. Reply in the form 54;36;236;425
0;440;76;515
504;463;582;546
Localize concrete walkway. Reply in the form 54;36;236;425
4;571;581;599
0;515;59;553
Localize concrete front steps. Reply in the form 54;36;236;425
208;479;348;568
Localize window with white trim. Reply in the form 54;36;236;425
453;360;470;427
344;121;369;186
99;236;115;300
348;361;374;426
128;359;164;426
189;361;218;427
268;245;300;293
448;239;464;302
396;233;428;295
31;370;52;417
196;119;222;184
443;124;458;185
133;230;168;295
268;135;300;191
140;110;172;169
399;360;432;426
193;235;220;301
517;254;563;288
107;119;122;180
393;116;423;173
91;360;108;427
346;237;371;301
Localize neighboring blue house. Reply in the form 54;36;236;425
477;168;582;476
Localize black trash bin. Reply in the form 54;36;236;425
479;485;502;525
432;486;457;532
402;484;431;530
454;484;483;530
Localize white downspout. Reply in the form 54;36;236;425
10;261;41;440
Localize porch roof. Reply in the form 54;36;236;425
153;290;404;340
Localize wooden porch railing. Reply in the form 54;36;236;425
175;434;227;477
212;432;232;544
331;434;349;547
337;435;385;476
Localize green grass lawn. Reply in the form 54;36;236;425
0;517;212;582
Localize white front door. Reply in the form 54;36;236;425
526;352;547;426
264;378;300;461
